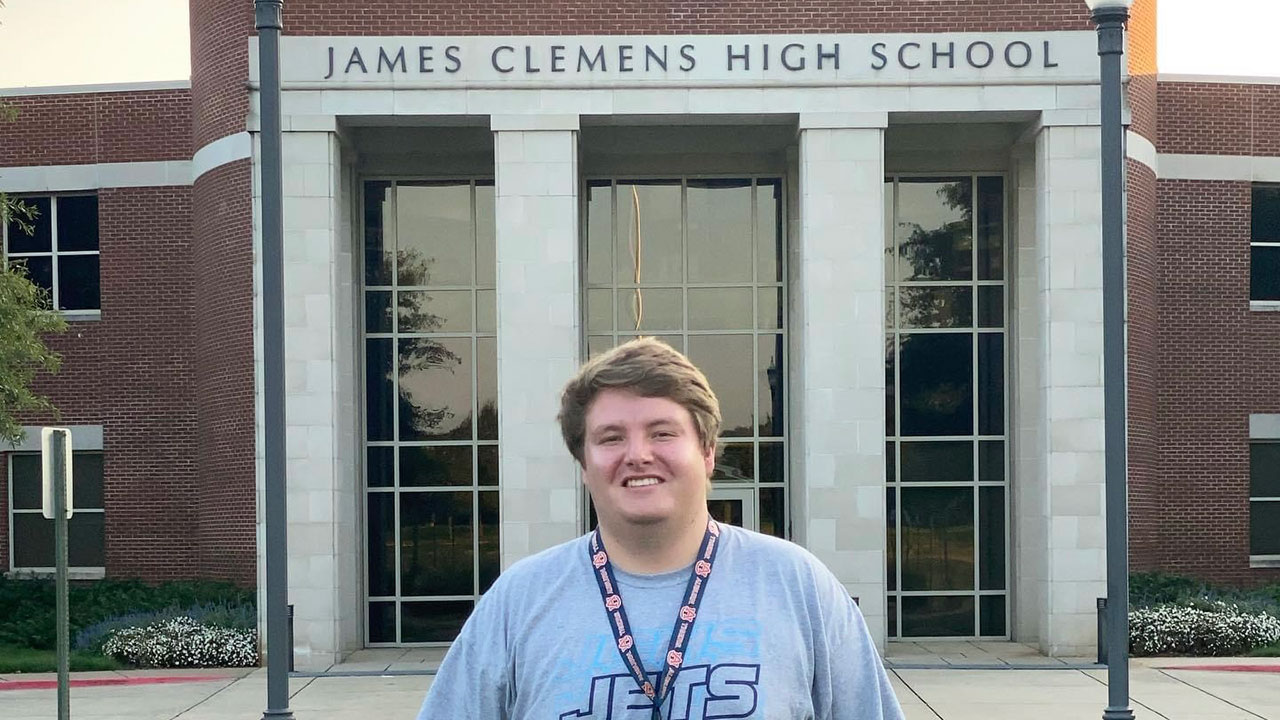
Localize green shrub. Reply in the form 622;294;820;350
0;576;254;651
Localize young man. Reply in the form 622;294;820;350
417;337;904;719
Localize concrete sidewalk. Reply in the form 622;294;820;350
2;648;1277;719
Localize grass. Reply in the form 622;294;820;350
0;645;123;673
1248;642;1280;658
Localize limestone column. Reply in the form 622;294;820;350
1014;120;1108;656
491;115;583;569
792;114;890;647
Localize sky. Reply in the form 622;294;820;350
0;0;1277;88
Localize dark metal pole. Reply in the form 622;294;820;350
52;430;69;720
256;1;293;719
1092;5;1135;720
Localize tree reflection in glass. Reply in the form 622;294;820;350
895;178;973;282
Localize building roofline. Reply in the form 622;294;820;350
1157;72;1280;86
0;79;190;98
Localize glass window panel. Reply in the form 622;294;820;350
886;442;896;482
400;446;472;487
398;337;473;441
396;183;473;286
898;286;973;329
1251;444;1280;497
976;176;1004;280
477;290;496;334
399;491;473;596
366;493;395;596
758;334;785;437
901;595;975;637
475;182;496;287
587;335;612;359
365;338;394;441
760;486;785;539
617;288;682;332
58;195;99;251
885;180;895;283
615;181;682;284
979;487;1006;591
401;600;473;643
713;442;754;482
979;441;1005;483
688;334;754;437
6;196;51;253
758;442;784;483
900;441;972;483
587;289;613;332
978;333;1005;436
688;287;752;330
707;498;745;528
368;601;396;643
756;288;782;330
479;490;500;592
363;182;393;286
398;290;472;333
895;178;973;282
57;255;100;310
885;336;896;436
13;256;52;297
980;595;1007;637
688;179;753;284
367;446;394;488
477;337;497;441
898;333;973;436
885;288;895;330
365;291;392;333
1252;185;1280;242
68;513;105;567
13;514;54;567
888;596;898;638
1252;246;1280;301
477;445;499;487
900;487;975;591
1251;501;1280;555
977;286;1003;328
11;454;41;509
756;180;783;283
586;181;614;286
72;452;104;509
886;488;897;591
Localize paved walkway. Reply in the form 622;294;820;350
1;645;1278;719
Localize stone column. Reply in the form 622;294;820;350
792;114;889;647
1014;120;1108;656
491;115;583;569
254;126;360;667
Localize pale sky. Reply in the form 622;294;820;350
0;0;1277;88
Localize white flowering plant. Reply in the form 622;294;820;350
102;616;258;667
1129;600;1280;656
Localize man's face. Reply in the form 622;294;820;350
581;389;715;534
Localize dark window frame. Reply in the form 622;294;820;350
2;193;101;314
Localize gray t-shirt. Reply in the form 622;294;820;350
417;524;904;720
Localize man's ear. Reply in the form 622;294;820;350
702;442;716;478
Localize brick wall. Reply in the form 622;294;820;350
0;90;191;166
190;0;251;149
1157;83;1280;157
1126;159;1160;571
2;188;200;581
1126;0;1157;141
279;1;1091;34
191;159;257;586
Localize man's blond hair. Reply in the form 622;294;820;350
558;337;722;464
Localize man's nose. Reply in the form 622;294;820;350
624;437;654;464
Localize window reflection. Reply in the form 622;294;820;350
895;178;973;282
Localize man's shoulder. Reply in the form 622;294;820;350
720;524;824;572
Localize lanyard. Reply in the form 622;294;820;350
588;517;721;720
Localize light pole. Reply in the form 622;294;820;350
255;1;293;718
1084;1;1134;719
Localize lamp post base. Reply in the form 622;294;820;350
1103;708;1136;720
